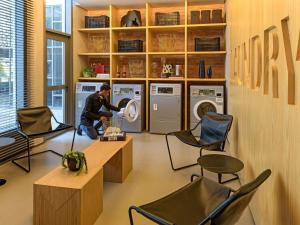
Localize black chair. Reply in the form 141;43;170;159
165;112;233;171
129;169;271;225
12;106;76;172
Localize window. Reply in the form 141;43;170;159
0;0;27;132
45;0;71;122
45;0;72;34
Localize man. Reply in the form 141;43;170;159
77;83;120;140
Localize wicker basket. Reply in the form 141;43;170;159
200;10;211;24
85;16;109;28
195;37;220;51
155;12;180;26
118;40;143;52
212;9;223;23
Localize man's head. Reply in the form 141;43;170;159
99;83;111;97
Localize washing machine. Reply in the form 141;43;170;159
150;83;182;134
75;82;105;127
190;85;224;129
112;84;144;132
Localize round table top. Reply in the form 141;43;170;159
198;154;244;174
0;137;15;148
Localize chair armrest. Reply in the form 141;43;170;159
130;206;174;225
190;120;202;132
191;174;201;182
17;130;29;139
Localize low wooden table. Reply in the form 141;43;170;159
34;136;133;225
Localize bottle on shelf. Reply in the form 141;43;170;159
207;66;212;78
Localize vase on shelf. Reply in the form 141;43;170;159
207;66;212;78
198;60;205;78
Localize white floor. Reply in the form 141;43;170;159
0;132;255;225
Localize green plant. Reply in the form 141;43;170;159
82;67;94;77
62;151;88;175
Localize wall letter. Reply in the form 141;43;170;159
297;31;300;61
250;35;262;89
271;32;279;98
281;17;295;105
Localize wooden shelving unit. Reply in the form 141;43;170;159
73;0;226;130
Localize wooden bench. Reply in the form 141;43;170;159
33;136;133;225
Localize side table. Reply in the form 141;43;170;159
0;137;16;186
198;154;244;184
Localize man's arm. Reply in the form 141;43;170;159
103;98;120;112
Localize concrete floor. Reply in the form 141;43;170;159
0;132;255;225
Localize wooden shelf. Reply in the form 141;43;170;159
187;78;226;82
112;78;146;81
187;23;226;29
77;28;110;33
78;53;110;56
77;77;110;81
112;52;146;56
148;78;185;81
148;25;185;32
148;52;185;55
187;51;226;55
73;0;227;131
112;26;147;31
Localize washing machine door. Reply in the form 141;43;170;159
117;98;139;123
193;100;217;120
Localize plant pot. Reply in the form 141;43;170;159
67;157;82;172
82;72;92;78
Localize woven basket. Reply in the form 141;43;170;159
155;12;180;26
85;16;109;28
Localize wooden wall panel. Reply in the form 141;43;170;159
227;0;300;224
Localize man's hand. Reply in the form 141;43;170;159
100;116;108;122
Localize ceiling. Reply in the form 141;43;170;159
74;0;224;9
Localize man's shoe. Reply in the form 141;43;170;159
77;125;82;136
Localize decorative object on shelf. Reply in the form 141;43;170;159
155;12;180;26
62;151;88;175
195;37;221;51
200;10;211;24
212;9;223;23
191;11;200;24
88;34;109;52
93;63;105;74
118;40;143;52
96;73;110;79
129;59;145;78
175;65;183;76
85;15;109;28
121;10;142;27
161;64;174;78
82;67;94;77
207;66;212;78
199;60;206;78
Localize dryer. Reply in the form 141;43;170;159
150;83;182;134
75;82;104;127
190;85;224;129
112;84;144;132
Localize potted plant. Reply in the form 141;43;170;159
82;67;94;77
62;151;88;175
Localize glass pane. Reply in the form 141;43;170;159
47;39;65;86
47;90;65;123
45;0;72;34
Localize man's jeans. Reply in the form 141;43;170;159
80;121;103;140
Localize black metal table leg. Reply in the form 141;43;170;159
218;173;239;184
